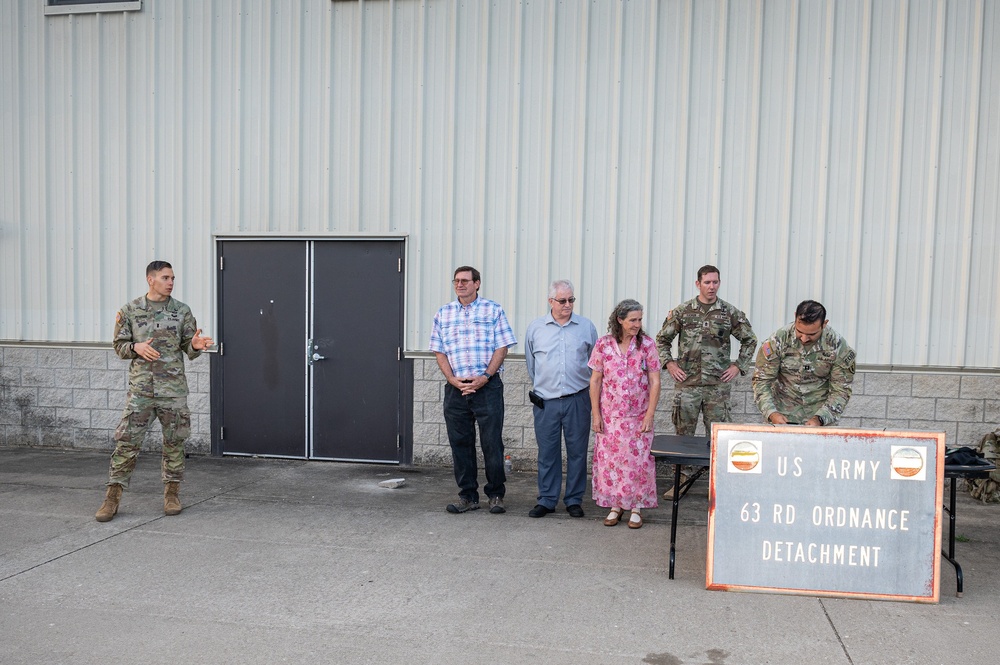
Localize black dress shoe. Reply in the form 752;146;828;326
566;504;585;518
528;504;555;518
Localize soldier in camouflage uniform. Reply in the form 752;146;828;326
752;300;855;426
95;261;213;522
656;265;757;496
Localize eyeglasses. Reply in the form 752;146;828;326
452;279;475;285
550;297;576;304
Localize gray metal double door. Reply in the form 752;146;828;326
216;239;403;461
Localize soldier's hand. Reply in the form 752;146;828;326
134;340;160;361
720;364;740;382
666;360;686;383
804;416;822;426
192;329;214;351
768;412;789;425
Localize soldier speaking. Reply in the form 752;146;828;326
95;260;213;522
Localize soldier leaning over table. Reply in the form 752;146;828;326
752;299;855;427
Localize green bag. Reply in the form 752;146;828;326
968;429;1000;503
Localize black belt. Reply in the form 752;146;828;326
552;387;588;400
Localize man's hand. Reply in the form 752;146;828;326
134;340;160;361
720;364;740;383
192;329;214;351
451;375;488;395
666;360;687;383
768;412;789;425
804;416;822;427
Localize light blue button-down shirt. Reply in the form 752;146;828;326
524;312;598;400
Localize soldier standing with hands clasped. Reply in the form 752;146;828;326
95;261;213;522
656;265;756;497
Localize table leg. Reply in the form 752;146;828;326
669;462;681;579
940;477;963;597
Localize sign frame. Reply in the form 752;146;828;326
706;423;944;603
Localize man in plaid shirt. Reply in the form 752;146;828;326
430;265;517;515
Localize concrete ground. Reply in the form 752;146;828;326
1;447;997;665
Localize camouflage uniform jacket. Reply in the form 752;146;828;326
752;324;856;425
655;297;757;387
113;296;202;398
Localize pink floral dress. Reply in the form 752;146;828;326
588;334;660;510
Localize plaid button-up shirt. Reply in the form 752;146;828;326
430;296;517;378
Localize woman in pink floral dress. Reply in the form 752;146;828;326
588;299;662;529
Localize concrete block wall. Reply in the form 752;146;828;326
0;346;212;453
411;357;1000;470
2;345;996;468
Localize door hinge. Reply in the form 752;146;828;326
220;426;225;440
219;342;223;356
397;347;400;361
398;258;401;272
219;256;224;270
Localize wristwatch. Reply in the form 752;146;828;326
482;371;492;379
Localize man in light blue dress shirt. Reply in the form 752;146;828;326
524;279;598;518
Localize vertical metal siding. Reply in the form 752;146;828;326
1;0;998;369
973;0;1000;368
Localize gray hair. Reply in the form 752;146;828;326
607;299;645;343
548;279;574;299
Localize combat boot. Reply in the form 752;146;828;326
164;482;182;516
95;484;124;522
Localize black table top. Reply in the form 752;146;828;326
945;462;996;479
650;434;711;465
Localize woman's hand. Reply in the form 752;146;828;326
640;412;655;433
591;416;603;434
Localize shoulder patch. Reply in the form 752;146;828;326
761;340;774;361
115;311;123;325
666;309;673;320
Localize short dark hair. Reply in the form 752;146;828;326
795;300;827;324
453;265;481;283
697;265;720;281
146;260;172;276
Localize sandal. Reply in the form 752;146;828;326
627;511;643;529
603;508;623;527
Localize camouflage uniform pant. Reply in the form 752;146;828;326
671;384;732;478
672;384;732;436
108;394;191;488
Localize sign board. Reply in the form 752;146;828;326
706;424;944;603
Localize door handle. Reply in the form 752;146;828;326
307;339;326;366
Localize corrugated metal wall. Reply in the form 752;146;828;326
1;0;998;368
